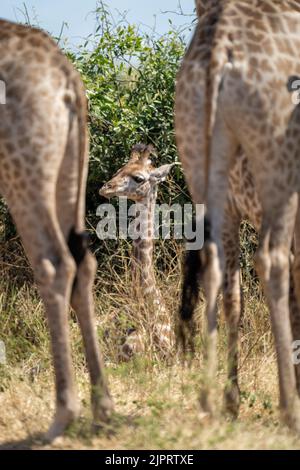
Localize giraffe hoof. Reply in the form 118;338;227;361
284;415;300;434
44;405;80;443
199;389;215;417
92;394;114;425
282;398;300;433
223;384;240;419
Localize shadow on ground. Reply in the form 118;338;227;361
0;412;139;450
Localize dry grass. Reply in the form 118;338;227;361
0;237;300;449
1;355;300;450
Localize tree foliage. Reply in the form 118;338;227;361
70;3;188;221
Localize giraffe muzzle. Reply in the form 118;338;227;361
99;183;113;198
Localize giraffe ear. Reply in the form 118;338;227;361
149;163;176;183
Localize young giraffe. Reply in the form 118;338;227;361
99;144;175;360
175;0;300;431
0;19;113;440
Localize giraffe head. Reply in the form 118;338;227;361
99;144;175;202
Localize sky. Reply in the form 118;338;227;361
1;1;195;48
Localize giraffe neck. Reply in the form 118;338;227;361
132;186;157;293
131;187;166;313
122;189;172;360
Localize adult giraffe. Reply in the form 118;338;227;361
0;19;113;441
175;0;300;431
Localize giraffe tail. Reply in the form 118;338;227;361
177;216;211;353
66;75;90;268
73;76;90;233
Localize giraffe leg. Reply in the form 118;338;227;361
70;248;114;423
255;195;300;432
177;117;238;413
42;253;79;442
222;214;242;418
175;63;238;414
198;117;238;416
289;271;300;396
290;206;300;395
5;199;79;441
56;112;113;425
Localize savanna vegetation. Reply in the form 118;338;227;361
0;2;298;450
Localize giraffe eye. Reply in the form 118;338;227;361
132;175;145;184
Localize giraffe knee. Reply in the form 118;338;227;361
35;258;56;286
256;245;289;285
34;254;76;288
269;249;289;276
255;247;271;283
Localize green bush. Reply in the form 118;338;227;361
69;4;187;222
